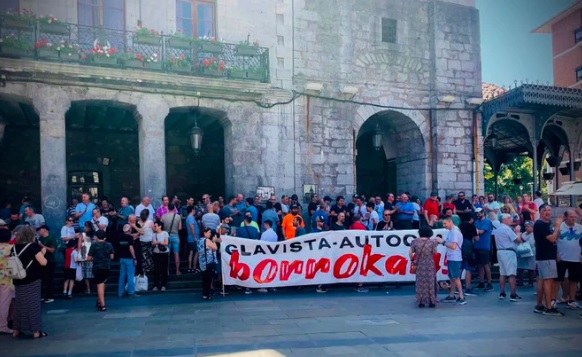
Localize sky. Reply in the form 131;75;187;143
476;0;577;87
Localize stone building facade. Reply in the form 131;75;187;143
0;0;483;230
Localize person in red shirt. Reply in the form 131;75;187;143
423;191;440;223
348;214;367;230
442;195;455;213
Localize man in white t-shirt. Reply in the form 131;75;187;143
557;210;582;309
436;215;466;305
24;206;45;238
533;191;544;221
91;208;108;232
260;219;278;242
135;196;155;221
483;193;501;220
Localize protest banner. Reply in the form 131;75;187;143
220;229;453;288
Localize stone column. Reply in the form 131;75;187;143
137;100;169;208
33;89;70;232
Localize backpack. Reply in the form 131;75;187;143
7;243;34;280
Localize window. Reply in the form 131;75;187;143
575;27;582;44
69;171;102;203
577;66;582;82
176;0;215;38
78;0;124;30
0;0;19;13
381;18;397;43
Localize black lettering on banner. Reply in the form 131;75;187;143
340;236;354;249
240;245;252;256
403;234;417;247
266;245;280;254
304;239;316;250
225;244;237;255
370;235;383;247
290;241;302;252
386;235;401;247
254;245;266;255
319;238;331;250
355;236;369;247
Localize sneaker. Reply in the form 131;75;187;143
354;287;369;293
97;306;107;312
485;284;494;292
257;288;268;293
510;294;522;302
476;283;485;289
499;293;506;300
551;299;557;309
244;289;252;295
464;289;476;296
456;298;467;305
316;286;328;293
542;308;564;317
152;287;159;291
161;287;166;291
43;299;54;304
441;295;457;303
533;305;545;314
567;301;581;309
194;268;201;274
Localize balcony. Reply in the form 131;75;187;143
0;16;270;83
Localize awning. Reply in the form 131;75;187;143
550;181;582;196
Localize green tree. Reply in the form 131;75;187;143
483;156;546;198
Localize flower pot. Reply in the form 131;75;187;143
229;69;247;79
0;17;31;31
171;65;192;74
40;22;69;35
247;71;265;81
0;46;32;58
168;37;192;49
60;51;79;62
123;59;144;69
144;61;163;70
199;42;223;53
236;45;257;56
134;34;161;46
37;47;60;60
200;68;224;77
92;56;119;66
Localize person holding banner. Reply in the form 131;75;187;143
410;226;439;307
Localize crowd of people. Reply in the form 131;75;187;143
0;189;581;338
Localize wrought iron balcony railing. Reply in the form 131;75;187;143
0;17;270;83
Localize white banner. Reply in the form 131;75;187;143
220;229;452;288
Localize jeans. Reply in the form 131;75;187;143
41;261;55;300
118;258;136;296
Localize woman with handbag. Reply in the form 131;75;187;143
516;221;536;287
198;227;218;300
151;221;169;291
409;226;438;308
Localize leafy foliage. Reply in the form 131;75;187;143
484;155;548;197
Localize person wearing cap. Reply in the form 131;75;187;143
37;225;56;303
473;207;494;291
117;224;139;298
282;204;304;239
261;220;278;242
311;202;329;231
423;191;440;224
517;220;536;287
87;230;114;311
313;216;327;233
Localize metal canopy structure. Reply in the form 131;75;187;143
480;84;582;194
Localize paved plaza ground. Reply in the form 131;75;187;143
2;285;581;357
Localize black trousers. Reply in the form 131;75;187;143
153;253;169;289
41;261;56;299
202;268;213;297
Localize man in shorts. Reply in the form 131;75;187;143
473;208;494;291
494;214;522;301
557;210;582;309
533;204;564;316
88;230;114;312
436;216;466;305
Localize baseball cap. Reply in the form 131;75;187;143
474;208;483;213
524;220;534;226
315;215;325;222
0;219;6;226
291;194;299;200
37;224;50;231
290;203;299;209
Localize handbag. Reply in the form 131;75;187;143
153;233;168;253
411;239;429;274
135;274;148;292
75;265;84;282
517;241;533;258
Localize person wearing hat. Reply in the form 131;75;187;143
117;224;139;298
517;220;536;287
282;204;304;239
313;216;327;233
37;225;56;304
310;202;329;231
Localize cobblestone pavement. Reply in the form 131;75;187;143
2;285;581;357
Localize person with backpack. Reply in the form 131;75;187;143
10;225;48;338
